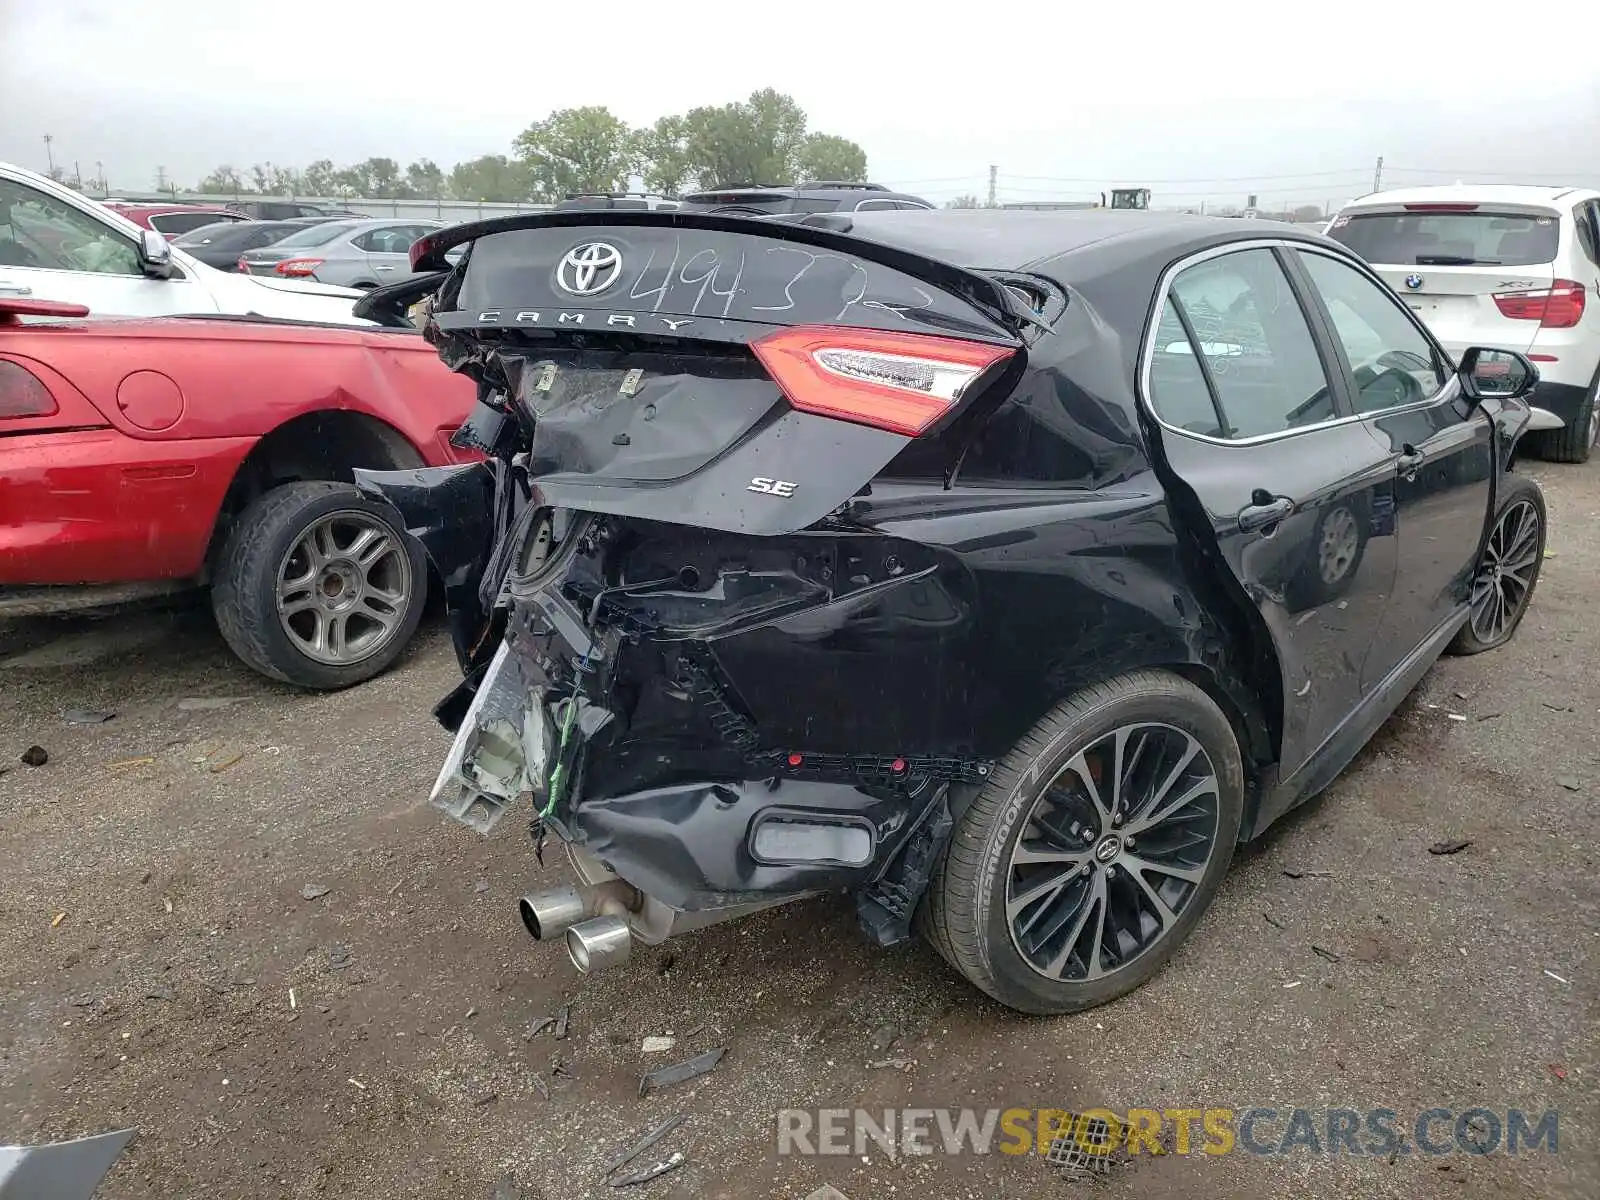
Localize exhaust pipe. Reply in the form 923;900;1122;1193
518;887;589;941
566;915;631;974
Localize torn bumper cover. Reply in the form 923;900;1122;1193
419;515;984;943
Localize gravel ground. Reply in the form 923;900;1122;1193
1;463;1596;1200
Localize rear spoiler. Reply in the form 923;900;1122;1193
409;210;1041;336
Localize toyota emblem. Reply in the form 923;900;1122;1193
556;242;623;296
1404;274;1424;291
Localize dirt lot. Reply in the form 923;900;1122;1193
2;463;1597;1200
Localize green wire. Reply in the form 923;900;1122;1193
540;694;581;818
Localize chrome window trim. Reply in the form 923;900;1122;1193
1139;237;1457;449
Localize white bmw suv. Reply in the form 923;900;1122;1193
0;161;368;325
1327;184;1600;462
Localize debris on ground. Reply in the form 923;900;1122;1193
1549;1064;1568;1081
550;1057;571;1081
1543;970;1569;984
177;697;248;711
64;709;116;725
641;1036;676;1054
162;898;173;914
489;1174;525;1200
802;1188;850;1200
209;752;246;774
108;756;156;769
554;1004;571;1039
300;884;330;901
1446;713;1467;722
1311;945;1341;963
474;878;490;894
610;1150;685;1189
145;985;175;1001
1281;868;1333;879
602;1114;686;1178
1556;776;1582;792
50;911;67;928
471;1091;497;1107
20;745;49;767
328;944;353;971
531;1073;550;1101
1262;912;1286;929
638;1047;726;1097
868;1023;900;1052
866;1055;917;1072
347;1078;366;1091
523;1016;556;1041
1428;839;1472;856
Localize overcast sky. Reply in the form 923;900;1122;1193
3;1;1598;208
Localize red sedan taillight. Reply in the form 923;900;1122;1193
0;361;59;418
1493;280;1586;328
751;326;1015;436
275;258;324;278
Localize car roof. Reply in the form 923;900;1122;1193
837;208;1298;272
110;204;237;217
1338;183;1600;210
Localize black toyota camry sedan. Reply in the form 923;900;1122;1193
356;206;1546;1015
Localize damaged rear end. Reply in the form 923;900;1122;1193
360;212;1038;968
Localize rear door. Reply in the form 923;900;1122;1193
1326;202;1562;357
359;224;433;282
1143;242;1399;777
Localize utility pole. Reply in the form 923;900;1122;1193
1373;155;1384;193
42;134;55;177
987;164;997;209
95;161;104;195
155;165;167;192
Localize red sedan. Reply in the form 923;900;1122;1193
0;297;477;689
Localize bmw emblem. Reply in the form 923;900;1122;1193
1404;274;1424;291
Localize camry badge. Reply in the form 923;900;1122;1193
556;242;623;296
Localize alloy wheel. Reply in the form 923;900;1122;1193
1467;499;1540;646
1318;506;1359;585
275;510;412;665
1005;723;1220;982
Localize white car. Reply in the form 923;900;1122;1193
1326;184;1600;462
0;161;369;325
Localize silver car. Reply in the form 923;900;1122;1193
236;217;443;288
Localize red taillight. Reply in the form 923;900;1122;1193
0;361;59;418
1493;279;1586;328
751;326;1014;436
275;258;323;278
237;256;250;273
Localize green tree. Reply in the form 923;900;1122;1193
794;133;867;184
513;106;637;201
678;89;808;188
944;194;980;209
447;154;532;203
637;115;695;197
405;158;446;198
198;165;249;194
301;159;339;196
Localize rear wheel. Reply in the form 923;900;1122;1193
211;481;427;689
1446;473;1545;655
1528;374;1598;463
921;671;1245;1014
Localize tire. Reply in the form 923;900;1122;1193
211;481;427;689
1527;372;1598;464
920;670;1245;1015
1445;473;1545;656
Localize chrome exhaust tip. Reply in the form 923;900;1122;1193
518;887;588;941
565;915;631;974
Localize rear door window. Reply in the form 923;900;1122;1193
1328;209;1559;267
150;211;236;236
1159;248;1338;439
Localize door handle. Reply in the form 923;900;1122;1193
1397;445;1425;479
374;265;396;272
1238;495;1295;533
0;281;33;296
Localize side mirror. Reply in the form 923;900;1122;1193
1458;346;1539;402
137;229;175;279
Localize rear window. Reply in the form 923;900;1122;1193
274;222;355;248
150;211;237;236
1328;209;1559;267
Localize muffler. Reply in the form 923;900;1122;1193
565;915;631;974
